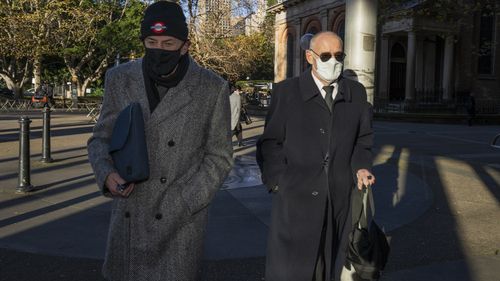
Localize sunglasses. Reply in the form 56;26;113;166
309;49;346;62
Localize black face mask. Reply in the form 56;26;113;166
144;46;182;77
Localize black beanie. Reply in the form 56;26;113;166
140;1;188;41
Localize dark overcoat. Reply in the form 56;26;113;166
257;70;373;281
87;57;233;281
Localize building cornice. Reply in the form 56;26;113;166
267;0;308;14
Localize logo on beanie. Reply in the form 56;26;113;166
150;22;167;34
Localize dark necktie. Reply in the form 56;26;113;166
323;85;334;112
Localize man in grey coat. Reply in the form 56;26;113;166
87;2;233;280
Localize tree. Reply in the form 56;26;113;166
178;0;273;81
0;0;45;98
52;0;145;97
379;0;499;23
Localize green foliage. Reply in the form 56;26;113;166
87;87;105;97
0;0;146;96
267;0;277;7
379;0;500;23
41;56;69;84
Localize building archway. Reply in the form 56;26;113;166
303;18;321;35
331;12;345;42
286;32;295;78
390;42;406;101
280;27;296;80
302;18;322;71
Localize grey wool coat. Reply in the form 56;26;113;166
87;57;233;281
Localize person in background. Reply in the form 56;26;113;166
466;92;476;126
230;85;245;147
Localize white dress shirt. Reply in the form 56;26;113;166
311;72;338;101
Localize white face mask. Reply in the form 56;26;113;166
314;57;343;83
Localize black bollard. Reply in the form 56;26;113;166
17;116;34;193
41;106;53;163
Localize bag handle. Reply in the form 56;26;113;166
358;185;375;229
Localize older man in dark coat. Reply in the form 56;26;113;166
87;2;233;280
257;31;376;281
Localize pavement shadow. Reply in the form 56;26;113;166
471;164;500;204
0;125;94;143
0;191;101;228
0;121;91;134
0;145;88;164
374;125;474;280
0;175;96;210
0;158;90;181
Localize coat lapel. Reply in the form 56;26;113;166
125;59;151;123
335;76;352;103
299;70;330;114
150;57;199;123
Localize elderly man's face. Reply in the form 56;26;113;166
144;35;190;55
306;33;344;73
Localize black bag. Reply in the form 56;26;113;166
346;186;390;280
108;103;150;183
240;106;252;125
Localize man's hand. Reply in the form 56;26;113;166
105;172;135;197
356;169;375;190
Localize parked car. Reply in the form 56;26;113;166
24;88;35;97
0;88;13;98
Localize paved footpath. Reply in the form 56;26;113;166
0;110;499;281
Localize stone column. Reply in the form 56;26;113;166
294;20;302;77
442;34;454;101
274;24;281;82
415;36;424;96
344;0;377;104
320;10;328;31
405;30;416;101
378;35;390;100
423;36;436;93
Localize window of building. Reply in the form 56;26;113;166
287;34;295;78
478;9;496;75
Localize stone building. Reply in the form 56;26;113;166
198;0;232;37
245;0;268;35
268;0;500;112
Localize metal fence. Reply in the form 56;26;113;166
374;90;500;114
0;97;102;123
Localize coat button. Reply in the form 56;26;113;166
319;128;325;134
168;140;175;147
312;191;319;196
155;213;163;220
160;177;167;184
124;212;130;218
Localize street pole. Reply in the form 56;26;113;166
71;75;78;109
17;116;34;193
41;106;53;163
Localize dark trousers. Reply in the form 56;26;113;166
232;122;243;143
313;199;331;281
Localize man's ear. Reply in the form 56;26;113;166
305;50;315;66
181;40;191;55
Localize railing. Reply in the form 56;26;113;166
0;97;102;123
374;95;500;114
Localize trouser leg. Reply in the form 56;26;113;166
313;200;329;281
